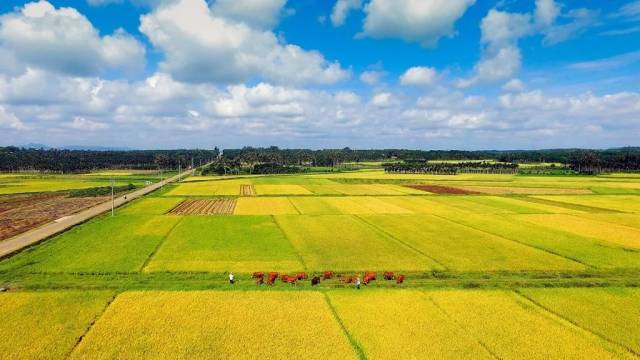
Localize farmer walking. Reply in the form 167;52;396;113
355;276;361;290
229;272;235;285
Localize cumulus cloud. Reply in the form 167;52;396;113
67;116;108;131
139;0;348;85
370;92;395;108
360;70;385;85
400;66;437;86
0;105;24;130
331;0;362;27
360;0;476;47
208;83;308;118
0;1;145;77
335;91;360;105
502;78;526;92
211;0;287;29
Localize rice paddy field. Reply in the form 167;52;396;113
2;170;640;358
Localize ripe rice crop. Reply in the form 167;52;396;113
520;288;640;354
575;213;640;230
427;290;632;359
462;196;583;214
165;182;218;196
518;214;640;249
0;215;182;273
362;215;583;271
119;197;185;215
439;213;640;269
69;291;358;360
274;215;441;271
145;216;303;272
234;197;299;215
169;199;236;215
288;197;341;214
253;184;312;195
0;179;115;195
405;184;476;194
327;290;492;359
457;186;592;195
0;291;114;360
532;195;640;213
322;196;412;214
379;196;466;216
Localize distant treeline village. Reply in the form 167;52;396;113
1;146;640;175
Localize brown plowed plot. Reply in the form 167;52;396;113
0;193;107;241
169;199;237;215
405;184;479;194
240;185;256;196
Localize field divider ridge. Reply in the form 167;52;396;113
65;291;120;360
271;215;308;271
429;213;594;269
322;292;367;360
354;215;450;270
139;217;184;272
513;289;640;357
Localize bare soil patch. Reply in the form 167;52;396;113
169;199;237;215
0;193;107;241
404;184;479;195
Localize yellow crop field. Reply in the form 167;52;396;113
0;291;114;360
533;195;640;212
253;184;312;195
288;197;341;214
70;291;358;360
234;197;299;215
520;288;640;354
275;215;441;270
381;196;475;216
427;290;632;359
575;213;640;230
120;197;185;215
518;214;640;249
363;215;583;271
468;196;584;214
322;196;412;214
327;290;492;359
458;186;592;195
165;182;217;196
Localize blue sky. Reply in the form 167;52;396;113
0;0;639;150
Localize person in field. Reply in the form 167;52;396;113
229;272;235;285
355;276;361;290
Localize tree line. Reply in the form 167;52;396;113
382;161;518;175
0;147;220;173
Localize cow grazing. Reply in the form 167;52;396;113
341;275;355;284
396;275;405;284
256;277;264;285
296;272;308;280
363;275;372;285
286;276;297;285
252;272;264;279
323;271;334;280
364;272;377;280
311;276;321;286
384;272;395;280
281;275;290;283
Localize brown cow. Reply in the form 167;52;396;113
384;272;395;280
252;272;264;279
341;275;355;284
256;277;264;285
296;272;308;280
396;275;405;284
281;275;290;283
286;276;297;285
364;271;377;280
363;275;372;285
311;276;321;286
323;271;334;280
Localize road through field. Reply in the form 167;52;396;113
0;170;194;259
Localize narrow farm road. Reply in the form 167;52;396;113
0;169;194;259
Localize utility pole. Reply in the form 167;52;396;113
111;178;115;217
178;163;181;182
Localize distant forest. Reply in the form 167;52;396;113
2;145;640;174
0;147;220;172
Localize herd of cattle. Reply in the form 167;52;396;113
249;271;405;286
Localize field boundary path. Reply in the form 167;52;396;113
0;169;195;259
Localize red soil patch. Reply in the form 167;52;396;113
404;184;479;195
0;193;107;241
169;199;237;215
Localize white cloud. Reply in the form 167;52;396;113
331;0;362;27
0;1;145;77
360;0;476;47
139;0;348;85
502;78;526;92
360;70;385;85
0;105;24;130
370;92;394;108
208;83;308;118
400;66;437;86
211;0;287;29
535;0;560;28
335;91;361;105
67;116;108;130
457;46;521;88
